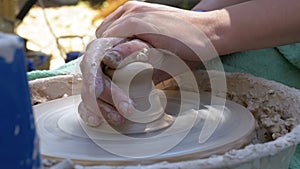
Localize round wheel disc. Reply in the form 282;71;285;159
34;90;255;165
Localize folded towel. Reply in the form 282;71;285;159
27;58;79;80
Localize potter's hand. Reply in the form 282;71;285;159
79;38;151;127
95;1;218;84
96;1;214;63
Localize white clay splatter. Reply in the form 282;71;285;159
14;125;20;136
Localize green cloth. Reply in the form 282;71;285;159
278;43;300;69
221;47;300;89
290;146;300;169
27;59;79;80
221;43;300;169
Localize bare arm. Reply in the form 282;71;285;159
196;0;300;54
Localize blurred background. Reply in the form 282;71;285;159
0;0;199;71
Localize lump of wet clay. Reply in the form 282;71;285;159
112;62;165;123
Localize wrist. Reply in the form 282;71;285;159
192;10;234;55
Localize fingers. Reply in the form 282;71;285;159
99;75;135;117
97;99;125;125
78;100;125;127
78;102;102;126
80;38;122;98
80;74;133;126
96;1;179;38
100;37;189;85
80;38;130;126
96;1;148;38
101;15;159;39
80;72;130;126
103;39;151;69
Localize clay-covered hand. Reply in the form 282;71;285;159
79;38;152;127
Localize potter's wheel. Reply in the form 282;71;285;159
33;90;255;165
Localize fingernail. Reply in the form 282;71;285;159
104;51;122;67
87;116;100;127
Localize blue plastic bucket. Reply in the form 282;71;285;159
0;32;41;168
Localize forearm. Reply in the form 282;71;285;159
195;0;300;55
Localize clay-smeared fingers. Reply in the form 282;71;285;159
78;102;102;127
81;67;135;120
101;38;182;85
103;39;151;69
81;80;129;126
78;100;125;126
99;75;135;117
81;77;131;126
96;99;125;125
80;38;121;98
80;38;134;126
